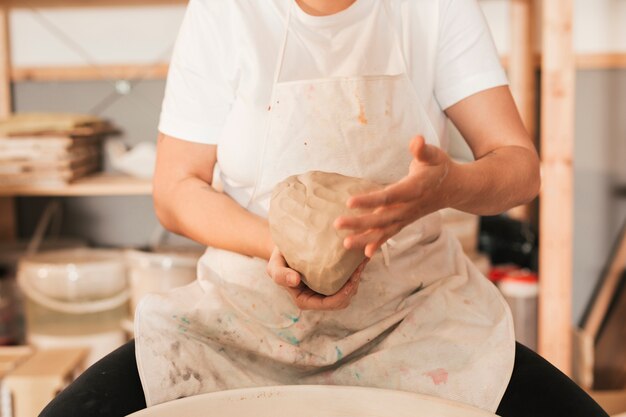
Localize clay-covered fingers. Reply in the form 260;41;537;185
289;287;351;311
286;286;345;310
266;247;301;288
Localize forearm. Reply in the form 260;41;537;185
154;177;274;260
443;145;540;215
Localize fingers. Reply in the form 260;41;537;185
348;136;444;211
347;178;418;209
269;248;370;311
365;240;383;258
335;204;412;232
286;261;367;311
287;283;352;310
344;222;402;255
266;248;301;288
343;228;386;251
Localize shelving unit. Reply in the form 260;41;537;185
0;0;577;376
0;0;180;242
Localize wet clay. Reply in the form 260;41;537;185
269;171;382;295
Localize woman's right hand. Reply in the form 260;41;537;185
266;247;368;311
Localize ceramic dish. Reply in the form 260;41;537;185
127;385;498;417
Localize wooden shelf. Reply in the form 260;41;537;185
10;53;626;84
501;52;626;70
0;172;152;196
11;63;170;82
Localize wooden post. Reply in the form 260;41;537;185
0;6;11;117
509;0;536;145
539;0;575;375
0;6;16;241
508;0;537;221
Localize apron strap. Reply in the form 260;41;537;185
246;1;293;208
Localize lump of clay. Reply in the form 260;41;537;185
269;171;381;296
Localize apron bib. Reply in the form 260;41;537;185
136;1;515;411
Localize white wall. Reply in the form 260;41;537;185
8;1;626;66
10;6;185;66
479;0;626;55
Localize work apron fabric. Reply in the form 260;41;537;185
135;1;515;412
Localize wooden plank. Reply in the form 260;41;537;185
507;0;536;222
538;0;575;375
10;53;626;84
501;53;626;70
0;346;33;378
509;0;536;137
6;56;626;84
581;221;626;340
573;328;594;389
11;63;170;82
0;7;11;118
0;7;15;241
594;270;626;389
3;348;87;417
0;172;152;196
501;54;540;69
9;54;625;85
588;390;626;416
576;53;626;70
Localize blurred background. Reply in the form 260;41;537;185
0;0;624;416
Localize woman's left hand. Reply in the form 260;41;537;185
334;135;454;258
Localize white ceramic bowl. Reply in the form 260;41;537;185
18;248;126;301
125;249;201;313
127;386;498;417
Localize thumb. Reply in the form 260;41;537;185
409;135;439;165
267;249;301;287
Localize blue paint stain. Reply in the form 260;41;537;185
278;331;300;346
180;317;191;325
283;314;300;324
178;325;188;333
355;372;361;380
280;313;300;324
335;346;343;361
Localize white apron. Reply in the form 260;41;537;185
136;1;515;412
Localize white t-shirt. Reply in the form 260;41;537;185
158;0;507;207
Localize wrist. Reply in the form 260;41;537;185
439;159;465;211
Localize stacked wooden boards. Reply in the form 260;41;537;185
0;113;116;188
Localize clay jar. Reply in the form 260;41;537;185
269;171;381;295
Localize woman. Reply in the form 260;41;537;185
42;0;608;416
